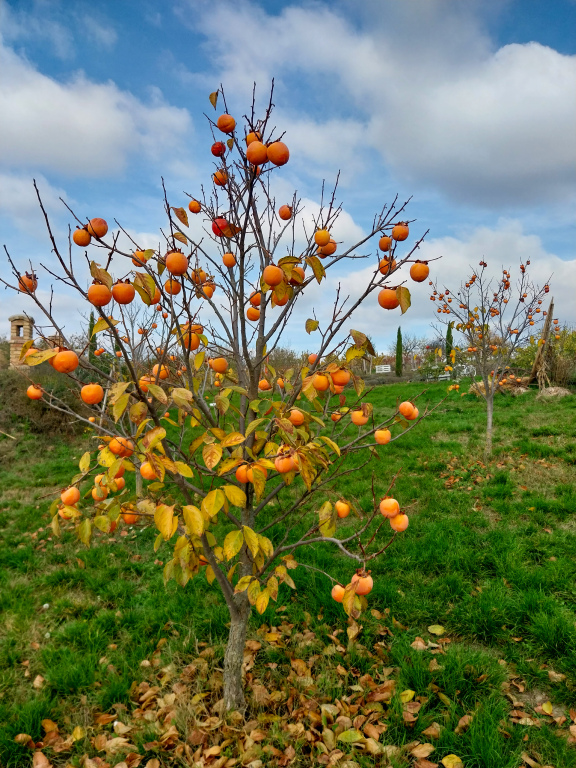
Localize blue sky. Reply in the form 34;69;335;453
1;0;574;352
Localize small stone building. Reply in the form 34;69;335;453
9;314;35;367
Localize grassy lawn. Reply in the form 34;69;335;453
1;381;575;767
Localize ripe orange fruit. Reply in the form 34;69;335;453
153;364;169;380
53;350;79;373
279;205;292;220
132;249;148;266
331;584;345;603
122;510;138;525
246;140;268;165
151;287;161;304
247;464;268;483
87;218;108;238
335;500;350;518
18;272;38;293
258;379;271;391
92;486;108;501
81;383;104;405
164;278;181;295
113;476;126;491
61;486;80;506
378;236;392;251
392;223;409;241
212;218;229;237
289;409;305;426
216;114;236;134
272;290;289;306
27;384;43;400
213;170;228;186
212;358;228;374
313;374;329;391
166;250;189;275
109;437;134;457
267;141;289;166
308;353;318;365
378;288;400;310
182;330;200;350
349;409;367;426
222;252;236;268
331;369;351;386
73;228;91;246
374;429;391;445
246;131;261;145
188;200;201;213
390;513;409;532
352;572;373;596
398;401;415;419
140;461;158;480
317;238;337;257
277;378;284;389
331;413;342;422
112;280;135;305
379;258;397;275
379;497;400;518
289;266;305;286
247;307;260;321
274;453;297;473
410;262;430;282
408;407;419;421
263;264;284;286
139;375;153;393
88;282;112;307
211;141;226;157
235;464;249;483
314;229;330;247
250;291;262;307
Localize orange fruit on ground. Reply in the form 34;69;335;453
317;238;337;257
245;131;261;145
313;374;329;391
351;410;368;426
279;205;292;220
331;584;345;603
378;288;400;310
390;513;409;532
216;114;236;134
379;497;400;518
392;223;409;241
331;369;351;386
166;250;189;276
410;262;430;282
398;401;415;419
222;252;236;268
188;200;201;213
212;358;228;374
352;573;373;596
53;350;79;373
379;258;397;275
112;280;135;305
88;282;112;307
140;462;158;480
274;453;297;473
81;383;104;405
153;364;169;380
27;384;43;400
258;379;271;391
213;170;228;186
378;235;392;251
289;409;305;426
335;500;350;518
374;429;391;445
267;141;289;166
263;264;284;286
314;229;330;247
246;141;268;165
250;291;262;307
18;273;38;293
235;464;249;483
87;218;108;238
308;353;318;365
73;228;91;246
246;464;268;483
164;278;181;295
60;486;80;505
247;307;260;321
109;437;134;457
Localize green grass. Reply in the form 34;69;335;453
1;382;576;767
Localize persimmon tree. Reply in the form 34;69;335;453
430;259;551;456
5;87;435;711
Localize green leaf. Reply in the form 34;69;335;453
171;206;189;227
243;525;259;558
147;383;168;405
223;529;244;560
318;501;336;537
397;285;411;314
305;318;319;334
223;484;246;508
112;393;130;422
79;452;91;473
182;505;204;536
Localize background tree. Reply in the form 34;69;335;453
395;326;403;376
5;87;433;711
430;260;550;456
445;322;453;363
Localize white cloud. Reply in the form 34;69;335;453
0;39;193;178
80;15;118;49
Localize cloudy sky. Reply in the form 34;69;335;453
0;0;574;353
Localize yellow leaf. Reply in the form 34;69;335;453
182;505;204;536
79;452;91;473
441;756;463;768
428;624;446;636
400;689;415;703
78;519;92;547
220;431;246;448
112;393;130;422
209;90;218;109
147;383;168;405
91;315;118;336
542;701;553;715
223;529;244;560
222;484;246;508
71;725;86;741
305;318;319;334
174;461;193;477
203;443;223;470
243;526;259;558
24;348;58;366
154;504;175;540
396;285;411;314
202;489;225;518
256;589;270;614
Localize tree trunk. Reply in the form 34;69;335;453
485;394;494;459
223;596;251;711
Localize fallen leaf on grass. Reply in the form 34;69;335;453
338;729;364;743
14;734;35;748
400;689;415;703
521;753;541;768
41;720;58;733
71;726;86;741
411;636;428;651
33;674;45;689
547;669;566;683
541;701;553;715
411;743;436;758
428;625;445;636
32;752;51;768
454;714;474;734
441;756;463;768
422;722;442;739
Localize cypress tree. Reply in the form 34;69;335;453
446;323;453;362
395;326;403;377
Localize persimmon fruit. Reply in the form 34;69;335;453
289;409;305;426
267;141;289;166
246;141;268;165
19;273;37;293
211;141;226;157
247;307;260;321
140;462;158;480
112;280;135;305
279;205;292;220
398;401;415;419
109;437;134;457
410;262;429;282
331;584;345;603
335;500;350;518
379;497;400;518
216;114;236;134
164;279;181;295
314;229;330;247
61;486;80;506
378;288;400;310
351;410;368;426
81;383;104;405
152;364;169;380
352;572;373;596
313;374;329;391
374;429;391;445
378;236;392;251
222;252;236;268
263;265;283;286
166;250;189;276
88;282;112;307
188;200;201;213
331;369;351;386
53;350;79;373
87;218;108;238
27;385;43;400
73;228;91;247
390;513;409;532
212;358;228;374
392;223;409;241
